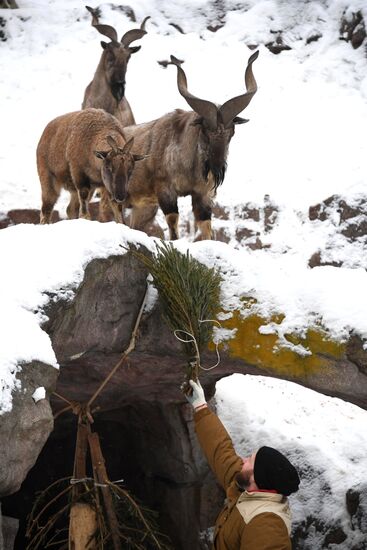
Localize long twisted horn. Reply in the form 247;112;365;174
87;5;149;48
219;50;259;128
120;28;147;46
170;55;218;130
93;23;119;44
140;16;151;31
86;5;119;44
85;5;101;26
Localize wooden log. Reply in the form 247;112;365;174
69;502;97;550
69;422;97;549
88;432;122;550
72;422;89;497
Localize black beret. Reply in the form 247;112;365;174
254;446;300;496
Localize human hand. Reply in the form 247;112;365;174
184;379;207;410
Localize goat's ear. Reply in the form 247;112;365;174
133;154;149;161
129;45;141;55
100;41;108;49
233;116;249;125
94;150;108;160
190;117;204;127
122;137;134;154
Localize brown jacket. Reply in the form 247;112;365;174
195;407;292;550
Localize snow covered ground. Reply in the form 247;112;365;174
216;374;367;548
1;0;367;545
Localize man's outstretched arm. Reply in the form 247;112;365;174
185;380;242;490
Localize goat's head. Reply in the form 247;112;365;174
90;13;150;102
170;51;258;190
94;136;145;202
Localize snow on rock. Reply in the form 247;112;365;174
31;387;46;403
0;221;155;414
182;239;367;351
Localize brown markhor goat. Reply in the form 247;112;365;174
82;6;149;127
37;108;145;224
122;51;259;240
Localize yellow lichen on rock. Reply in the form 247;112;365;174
212;311;345;377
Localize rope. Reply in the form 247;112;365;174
52;282;149;420
70;477;125;487
87;282;149;408
52;392;73;406
173;318;222;372
198;319;222;370
53;287;221;415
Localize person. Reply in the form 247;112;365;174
184;379;300;550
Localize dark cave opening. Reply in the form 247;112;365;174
1;401;218;550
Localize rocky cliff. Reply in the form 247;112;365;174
1;218;367;548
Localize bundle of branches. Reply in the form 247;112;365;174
26;422;172;550
26;479;171;549
130;242;222;384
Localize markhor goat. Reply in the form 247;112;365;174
82;6;149;127
123;51;259;240
37;108;144;224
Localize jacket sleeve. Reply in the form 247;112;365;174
241;514;292;550
194;407;242;491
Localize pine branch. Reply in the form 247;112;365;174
129;242;222;381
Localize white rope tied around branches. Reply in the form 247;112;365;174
70;477;125;487
173;319;222;371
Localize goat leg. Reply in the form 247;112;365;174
66;191;80;220
98;187;114;222
191;192;212;240
157;189;179;240
195;219;212;241
165;213;179;240
129;204;161;236
109;199;125;224
40;175;61;224
77;184;93;220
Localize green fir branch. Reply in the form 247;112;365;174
129;242;222;379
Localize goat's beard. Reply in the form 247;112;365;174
110;81;125;102
203;160;227;191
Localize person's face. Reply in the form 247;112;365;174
236;451;257;489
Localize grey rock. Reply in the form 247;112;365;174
44;252;149;363
0;510;18;550
0;361;57;497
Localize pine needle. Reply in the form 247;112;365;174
129;242;222;381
